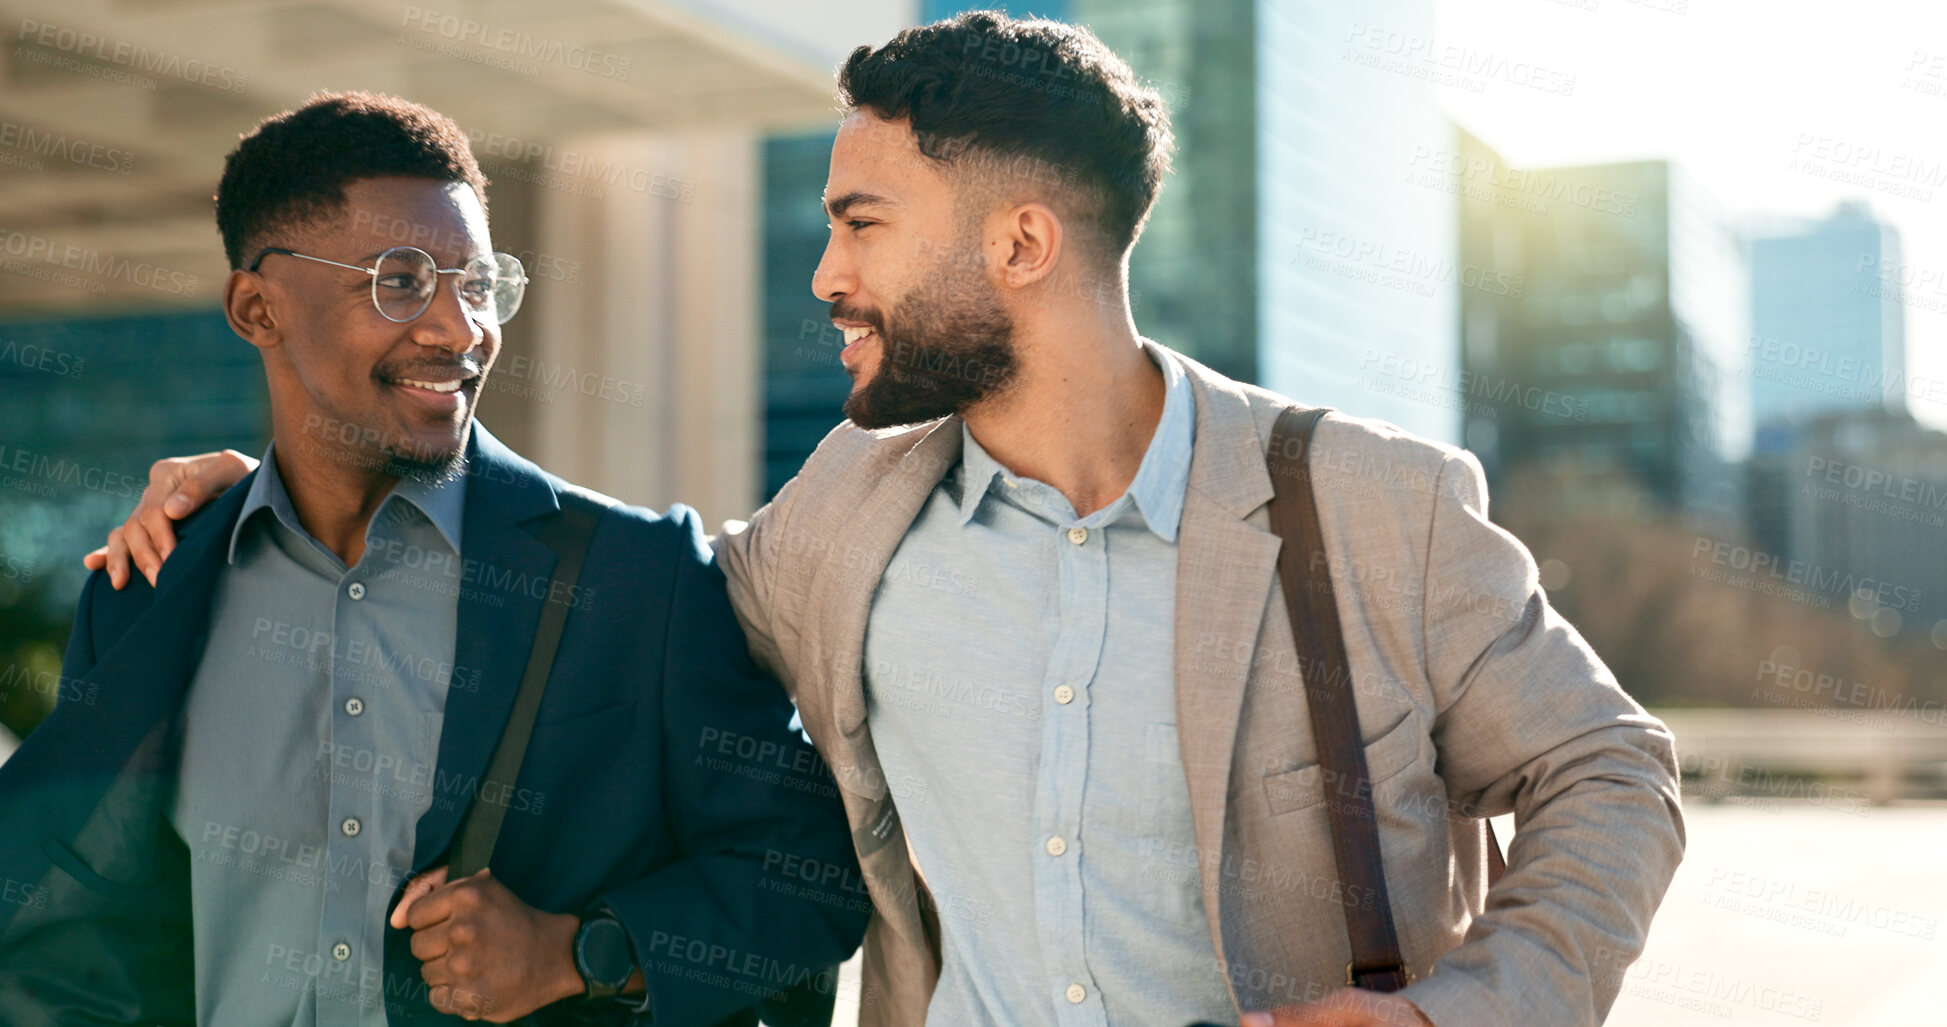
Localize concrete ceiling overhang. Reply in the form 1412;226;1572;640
0;0;843;311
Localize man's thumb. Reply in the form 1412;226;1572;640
389;865;450;928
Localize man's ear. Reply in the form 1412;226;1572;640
993;201;1064;289
224;269;281;350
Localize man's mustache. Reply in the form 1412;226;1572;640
829;302;885;334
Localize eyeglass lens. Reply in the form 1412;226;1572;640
373;247;526;325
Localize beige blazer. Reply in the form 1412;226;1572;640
714;343;1684;1026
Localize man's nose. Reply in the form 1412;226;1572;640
409;273;485;353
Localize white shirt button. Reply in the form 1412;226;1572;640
1045;836;1067;857
346;582;366;600
341;817;361;837
344;697;364;716
1065;983;1086;1003
1053;685;1075;705
332;941;352;961
1066;527;1088;545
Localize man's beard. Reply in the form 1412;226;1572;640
383;444;468;486
317;418;471;485
839;258;1018;430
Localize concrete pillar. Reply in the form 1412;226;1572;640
518;130;762;530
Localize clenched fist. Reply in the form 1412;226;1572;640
389;866;585;1022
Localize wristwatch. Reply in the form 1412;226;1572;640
572;913;636;1000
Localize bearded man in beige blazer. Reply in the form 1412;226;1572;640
94;12;1683;1027
710;13;1682;1027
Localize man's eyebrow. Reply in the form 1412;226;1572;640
824;191;896;218
357;248;489;266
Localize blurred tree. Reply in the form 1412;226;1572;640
1495;464;1946;721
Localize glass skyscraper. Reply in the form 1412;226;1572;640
1459;146;1751;519
758;0;1461;499
1748;202;1907;427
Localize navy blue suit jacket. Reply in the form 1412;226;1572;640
0;426;868;1026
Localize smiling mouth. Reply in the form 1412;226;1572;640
835;322;879;371
380;369;482;408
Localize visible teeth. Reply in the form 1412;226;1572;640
399;379;461;393
841;325;875;345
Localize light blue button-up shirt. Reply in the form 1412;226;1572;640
864;347;1236;1026
171;445;466;1027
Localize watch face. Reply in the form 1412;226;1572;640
577;917;635;990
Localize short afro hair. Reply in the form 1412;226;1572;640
215;91;487;270
837;11;1174;261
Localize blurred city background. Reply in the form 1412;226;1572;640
0;0;1942;1022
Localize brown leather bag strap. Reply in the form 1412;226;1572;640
1266;407;1507;993
1266;406;1412;993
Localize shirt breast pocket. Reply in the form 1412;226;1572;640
1260;711;1423;818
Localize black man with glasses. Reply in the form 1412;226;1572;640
0;92;865;1027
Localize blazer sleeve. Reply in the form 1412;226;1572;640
601;508;868;1027
1399;450;1685;1027
711;480;795;700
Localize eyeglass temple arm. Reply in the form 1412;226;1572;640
249;247;524;280
247;248;376;275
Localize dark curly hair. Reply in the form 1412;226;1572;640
837;10;1174;263
215;91;488;269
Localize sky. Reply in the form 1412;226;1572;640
1432;0;1947;429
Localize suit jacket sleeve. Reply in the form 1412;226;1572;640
1399;451;1685;1027
62;571;101;675
600;508;867;1026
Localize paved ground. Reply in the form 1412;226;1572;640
830;802;1947;1025
1607;801;1947;1026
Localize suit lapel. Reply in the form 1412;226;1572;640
15;480;252;844
410;426;560;873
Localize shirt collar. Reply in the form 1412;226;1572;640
955;344;1196;542
227;441;468;565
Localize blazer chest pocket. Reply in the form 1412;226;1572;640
43;836;170;897
1261;712;1423;818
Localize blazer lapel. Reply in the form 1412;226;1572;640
800;420;961;750
1168;351;1283;962
410;426;561;873
792;418;962;985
